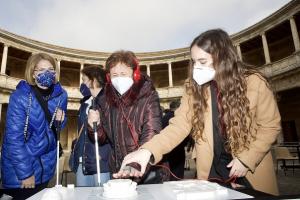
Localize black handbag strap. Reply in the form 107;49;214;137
31;86;58;141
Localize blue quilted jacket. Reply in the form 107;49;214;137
1;80;68;188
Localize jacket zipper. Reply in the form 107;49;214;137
48;91;63;101
46;129;50;151
39;157;44;183
82;127;86;173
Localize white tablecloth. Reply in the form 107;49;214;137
27;183;253;200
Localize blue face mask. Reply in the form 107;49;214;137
36;70;56;88
80;83;91;97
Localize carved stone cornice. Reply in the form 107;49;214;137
231;0;300;44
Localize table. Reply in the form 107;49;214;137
26;183;254;200
279;143;300;160
3;181;299;200
278;143;300;170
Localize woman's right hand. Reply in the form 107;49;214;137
21;175;35;188
113;148;152;178
88;109;100;127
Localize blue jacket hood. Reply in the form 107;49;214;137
16;80;64;98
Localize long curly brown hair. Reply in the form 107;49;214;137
188;29;267;155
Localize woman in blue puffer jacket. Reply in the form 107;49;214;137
1;53;67;195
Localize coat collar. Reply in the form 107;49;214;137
16;80;64;99
105;75;154;107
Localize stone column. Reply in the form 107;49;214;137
236;44;243;61
1;44;9;74
261;33;271;64
168;62;173;87
56;59;61;81
146;64;151;77
290;16;300;51
80;63;84;85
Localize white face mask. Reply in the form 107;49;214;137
192;64;216;85
111;77;134;95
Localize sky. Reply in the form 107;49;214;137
0;0;292;52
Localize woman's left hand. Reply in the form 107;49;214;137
227;158;249;178
55;108;65;121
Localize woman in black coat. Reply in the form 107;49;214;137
88;50;169;183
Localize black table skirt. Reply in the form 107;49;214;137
234;187;300;200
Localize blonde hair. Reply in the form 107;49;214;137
24;53;59;85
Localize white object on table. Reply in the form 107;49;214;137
103;179;137;199
27;181;253;200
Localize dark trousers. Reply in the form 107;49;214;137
0;182;48;200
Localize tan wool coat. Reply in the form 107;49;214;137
142;74;281;195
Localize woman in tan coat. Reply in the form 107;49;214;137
114;29;281;195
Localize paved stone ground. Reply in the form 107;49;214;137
276;168;300;195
